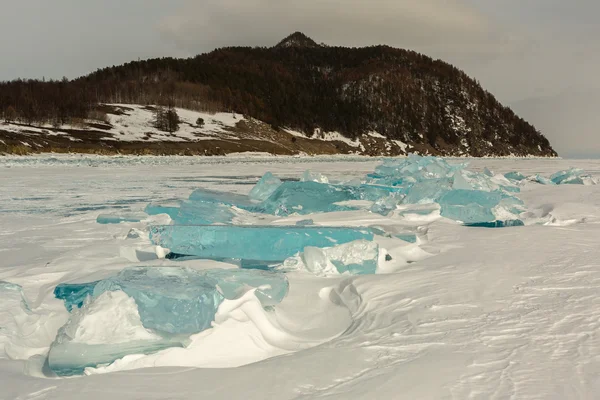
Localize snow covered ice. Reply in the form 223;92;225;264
54;267;289;334
48;290;185;376
4;154;600;399
50;266;289;375
282;240;380;276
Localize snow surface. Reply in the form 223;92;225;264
105;104;244;142
61;291;160;345
2;156;600;399
1;104;245;143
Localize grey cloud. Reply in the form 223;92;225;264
0;0;187;80
159;0;503;56
512;90;600;158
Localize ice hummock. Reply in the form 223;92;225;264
281;240;379;276
130;156;599;253
550;168;596;185
54;267;289;333
50;267;289;375
149;225;374;261
135;155;593;229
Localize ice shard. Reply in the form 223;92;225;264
301;170;330;183
528;174;556;185
249;172;282;201
146;189;257;225
256;181;362;216
359;184;407;201
452;171;473;190
174;200;236;225
550;168;587;185
438;190;522;224
504;171;526;181
370;155;466;184
370;195;400;216
188;188;257;208
326;240;379;275
207;269;289;306
282;240;379;276
149;225;374;261
403;178;452;204
440;189;501;223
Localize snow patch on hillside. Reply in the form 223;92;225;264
1;104;246;143
106;104;244;142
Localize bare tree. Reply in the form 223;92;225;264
3;106;17;123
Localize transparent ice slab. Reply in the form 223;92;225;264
188;188;257;209
150;225;374;261
174;200;236;225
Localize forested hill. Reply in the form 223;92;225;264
0;32;556;157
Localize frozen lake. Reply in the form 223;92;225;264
2;155;600;399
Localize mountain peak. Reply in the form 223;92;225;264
274;32;320;49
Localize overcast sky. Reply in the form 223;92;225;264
1;0;597;157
